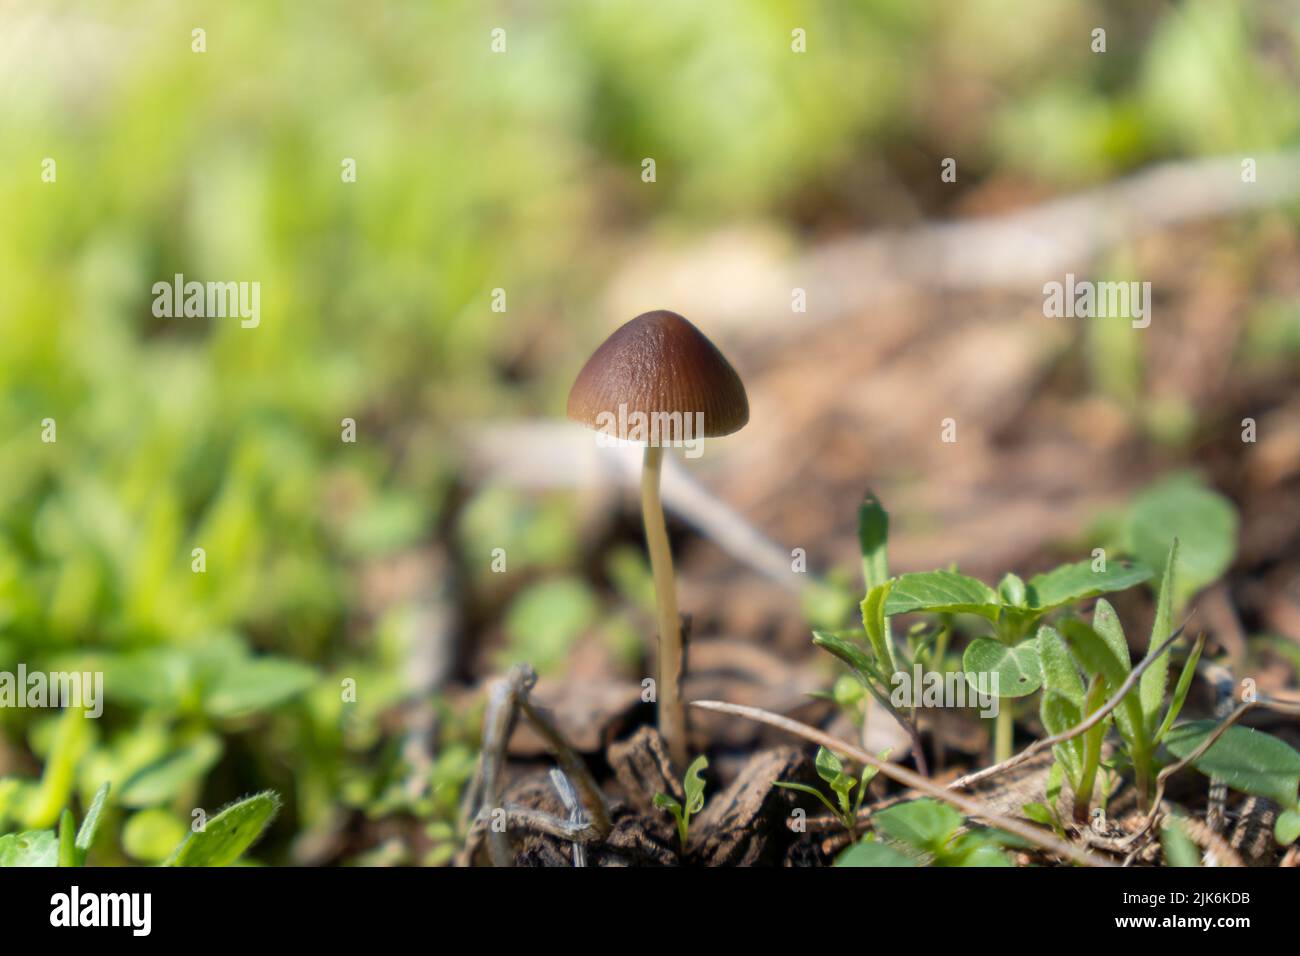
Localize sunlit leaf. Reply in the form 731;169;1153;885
857;493;890;590
166;791;281;867
1024;559;1152;612
884;571;1000;620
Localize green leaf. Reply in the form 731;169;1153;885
1022;802;1056;827
76;782;111;854
884;571;1000;620
98;648;195;710
873;799;963;851
962;637;1041;698
857;493;890;590
1024;559;1152;611
57;810;78;867
1154;634;1204;745
0;830;58;867
23;704;91;828
814;747;856;811
498;578;597;674
1276;809;1300;846
1037;625;1085;707
1160;817;1201;867
860;580;896;673
652;792;682;814
120;735;223;808
812;630;886;684
202;657;317;719
165;791;281;866
682;755;708;815
654;791;688;847
948;836;1014;867
1126;476;1237;608
1060;618;1144;749
1092;600;1132;669
1041;693;1084;781
772;782;841;819
814;746;844;785
997;573;1027;607
836;839;917;867
1164;722;1300;807
1140;541;1179;728
124;809;190;863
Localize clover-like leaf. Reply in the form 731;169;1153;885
963;637;1041;699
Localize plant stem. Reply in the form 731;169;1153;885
1133;744;1152;814
642;445;687;767
994;705;1013;763
1073;676;1106;825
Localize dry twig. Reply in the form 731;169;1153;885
691;699;1113;867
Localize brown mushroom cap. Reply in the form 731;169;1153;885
567;310;749;441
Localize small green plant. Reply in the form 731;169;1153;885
653;755;708;850
835;798;1018;867
1040;541;1201;817
0;785;280;867
813;494;1153;764
773;746;888;835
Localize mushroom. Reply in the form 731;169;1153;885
568;309;748;766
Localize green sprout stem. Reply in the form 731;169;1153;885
994;706;1013;763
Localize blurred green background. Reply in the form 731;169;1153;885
1;0;1297;864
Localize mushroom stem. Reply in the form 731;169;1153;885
641;444;687;766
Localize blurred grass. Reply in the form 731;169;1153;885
0;0;1297;863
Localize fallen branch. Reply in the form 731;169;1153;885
462;664;612;866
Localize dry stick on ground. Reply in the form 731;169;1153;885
949;624;1194;792
462;664;612;866
549;769;588;868
691;699;1113;867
